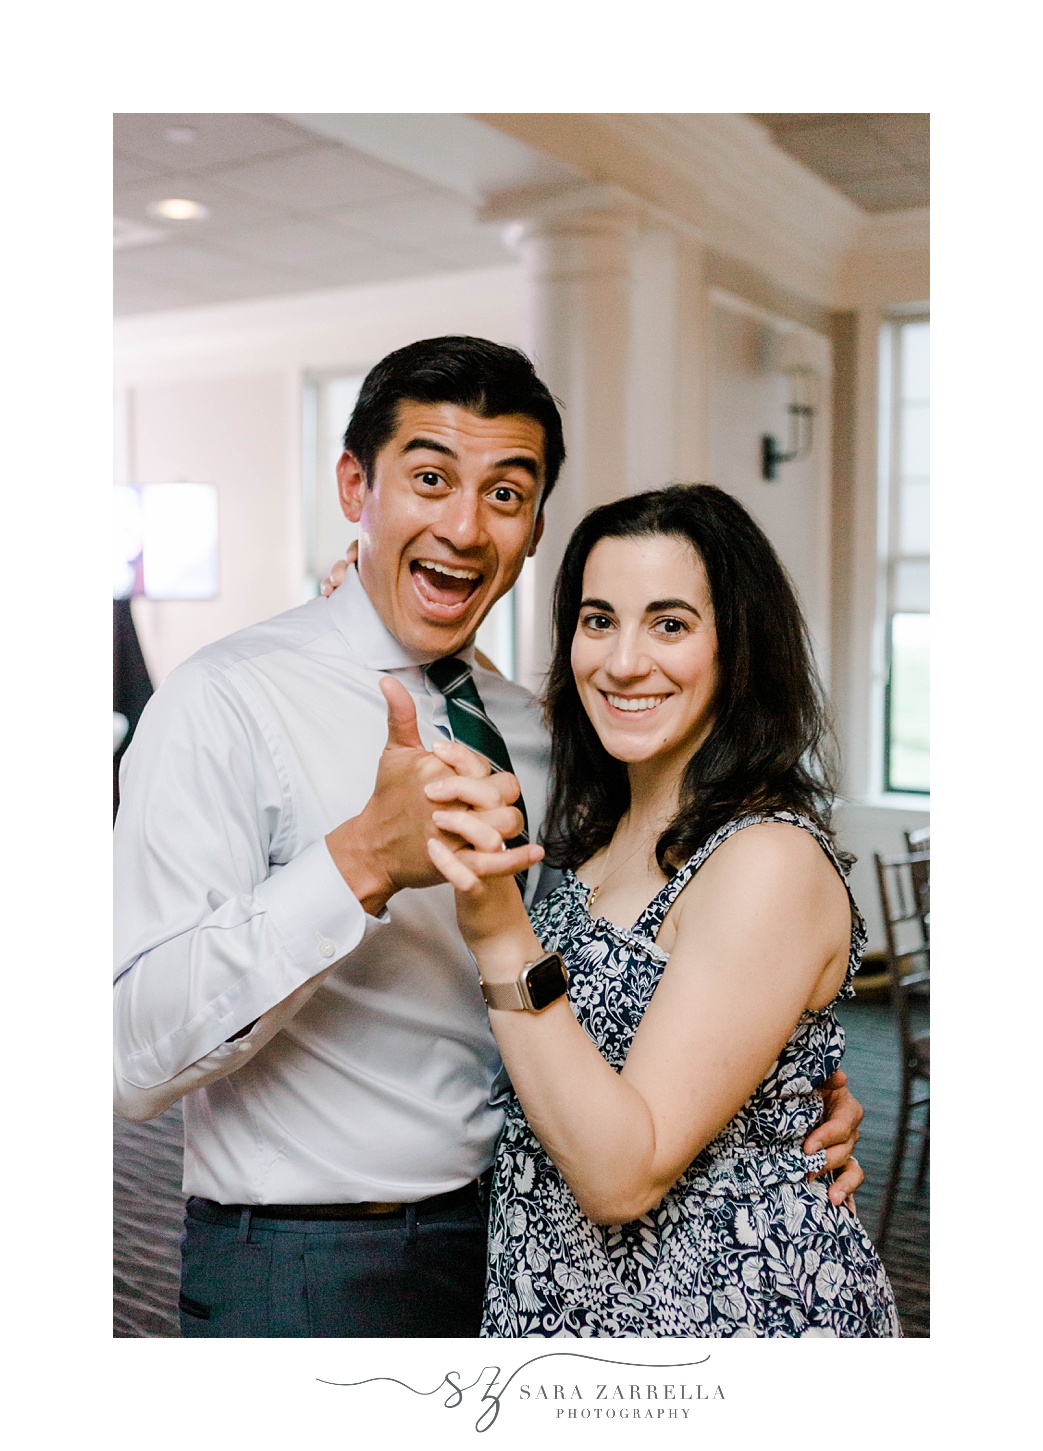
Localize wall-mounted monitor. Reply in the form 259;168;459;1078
114;483;219;600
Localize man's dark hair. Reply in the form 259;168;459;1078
343;336;566;505
541;482;848;873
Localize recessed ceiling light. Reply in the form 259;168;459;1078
147;197;210;222
164;125;197;145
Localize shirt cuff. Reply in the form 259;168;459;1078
254;837;388;974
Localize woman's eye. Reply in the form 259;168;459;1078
582;613;613;631
655;618;687;635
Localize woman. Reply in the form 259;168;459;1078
424;483;901;1338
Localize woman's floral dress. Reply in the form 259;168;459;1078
480;812;902;1338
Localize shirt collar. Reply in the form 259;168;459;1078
328;564;476;672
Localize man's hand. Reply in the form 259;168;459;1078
319;543;357;596
803;1070;864;1209
425;737;544;949
325;678;527;916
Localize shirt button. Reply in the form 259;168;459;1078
318;938;336;958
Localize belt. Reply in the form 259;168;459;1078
190;1174;489;1224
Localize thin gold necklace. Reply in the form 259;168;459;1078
587;827;654;909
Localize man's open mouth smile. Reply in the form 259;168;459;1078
410;558;484;618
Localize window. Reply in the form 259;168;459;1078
879;316;929;794
113;482;219;600
302;372;518;678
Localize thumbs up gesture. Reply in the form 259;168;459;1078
324;676;532;915
379;674;425;752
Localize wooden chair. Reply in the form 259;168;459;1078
873;848;930;1252
903;826;930;942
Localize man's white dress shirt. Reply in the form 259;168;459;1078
113;567;550;1205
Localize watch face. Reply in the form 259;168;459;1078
523;954;568;1011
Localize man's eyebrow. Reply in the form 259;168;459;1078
400;436;457;460
399;437;542;482
493;455;541;482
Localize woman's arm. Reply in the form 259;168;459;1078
429;799;850;1226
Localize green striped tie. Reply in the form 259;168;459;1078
423;656;530;895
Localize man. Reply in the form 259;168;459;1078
114;336;862;1338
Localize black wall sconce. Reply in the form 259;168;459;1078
761;366;816;480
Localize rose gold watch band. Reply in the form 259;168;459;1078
478;976;530;1011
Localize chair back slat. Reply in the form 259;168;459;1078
874;849;930;1051
904;828;931;941
873;839;930;1251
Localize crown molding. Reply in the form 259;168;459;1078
481;180;646;229
474;113;870;308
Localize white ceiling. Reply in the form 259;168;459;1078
114;113;929;318
113;114;565;316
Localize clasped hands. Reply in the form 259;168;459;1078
324;677;542;919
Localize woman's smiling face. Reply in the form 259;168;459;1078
570;532;719;780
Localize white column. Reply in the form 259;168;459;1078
485;185;713;691
499;190;635;689
626;227;711;492
675;234;712;484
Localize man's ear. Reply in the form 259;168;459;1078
527;508;546;557
336;451;367;524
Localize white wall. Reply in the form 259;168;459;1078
834;800;929;954
707;292;834;683
115;264;526;683
128;372;298;685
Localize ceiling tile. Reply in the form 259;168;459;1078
225;219;419;270
750;112;929;212
113;113;311;172
750;113;849;128
413;232;513;270
326;190;491;246
114;272;207;316
211;143;428;212
843;173;931;212
864;114;930;169
113;174;284;235
116;239;301;292
286;249;454;290
115;235;449;303
113;150;159;188
114;216;167;250
770;119;907;181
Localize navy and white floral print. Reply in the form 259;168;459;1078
480;812;902;1338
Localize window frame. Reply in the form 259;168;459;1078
877;311;930;799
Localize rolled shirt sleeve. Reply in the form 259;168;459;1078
113;658;385;1119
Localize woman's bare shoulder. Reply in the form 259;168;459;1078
697;817;840;869
674;819;847;924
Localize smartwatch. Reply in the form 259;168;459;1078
479;951;568;1013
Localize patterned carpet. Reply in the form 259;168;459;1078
113;1103;184;1338
114;996;929;1338
835;993;930;1337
